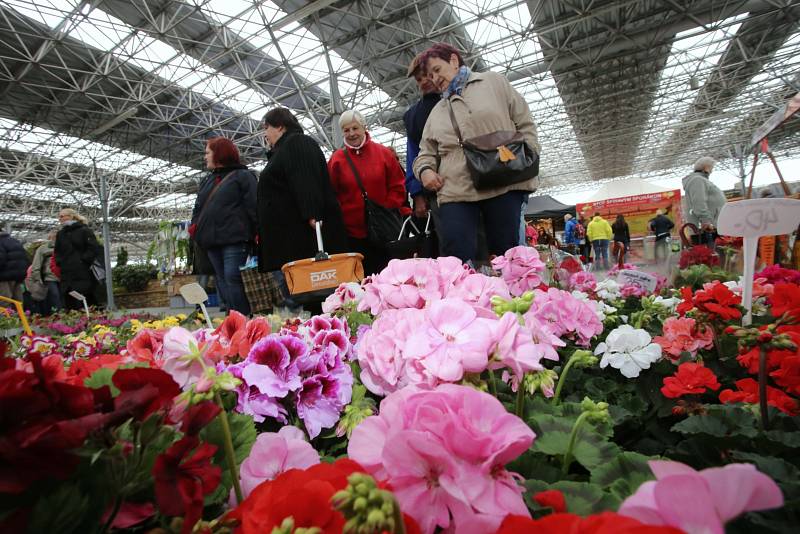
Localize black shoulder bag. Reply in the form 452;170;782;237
342;148;403;248
446;98;539;190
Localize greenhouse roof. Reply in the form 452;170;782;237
1;0;798;256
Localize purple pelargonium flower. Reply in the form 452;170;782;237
296;374;343;439
243;335;302;398
222;361;288;423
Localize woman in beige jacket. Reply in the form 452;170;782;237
412;42;539;263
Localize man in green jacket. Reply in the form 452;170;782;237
587;213;613;270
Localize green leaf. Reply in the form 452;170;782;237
201;411;257;504
525;480;620;515
26;484;90;534
84;367;118;395
764;430;800;449
671;405;758;438
590;451;657;500
730;451;800;483
530;414;620;470
506;451;563;484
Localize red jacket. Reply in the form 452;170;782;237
328;134;408;239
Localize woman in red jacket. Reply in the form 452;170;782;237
328;110;408;275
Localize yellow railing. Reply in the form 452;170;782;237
0;296;32;336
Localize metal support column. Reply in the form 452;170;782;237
99;173;115;310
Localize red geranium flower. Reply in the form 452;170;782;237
719;378;799;416
227;459;419;534
65;353;127;385
153;436;221;534
675;287;694;317
661;363;721;399
678;245;719;269
112;367;181;420
496;512;684;533
180;400;221;436
768;282;800;322
771;356;800;396
533;490;567;513
693;281;742;321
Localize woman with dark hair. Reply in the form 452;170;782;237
611;214;631;263
412;42;539;263
328;109;407;275
190;136;257;315
256;108;348;276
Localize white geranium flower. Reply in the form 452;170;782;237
571;290;616;321
595;279;621;302
594;324;662;378
652;295;680;313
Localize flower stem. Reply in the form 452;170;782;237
758;345;770;431
488;368;498;397
391;493;407;534
215;391;244;504
561;411;590;476
515;382;525;418
99;496;122;534
552;357;576;406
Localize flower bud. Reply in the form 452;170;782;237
524;369;558;398
334;473;403;534
724;325;737;335
758;332;773;343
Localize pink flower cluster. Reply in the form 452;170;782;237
620;460;783;534
523;287;603;346
358;257;508;315
348;385;534;534
568;271;597;293
756;265;800;285
321;282;365;314
355;299;559;396
653;317;714;360
218;315;353;438
491;246;547;296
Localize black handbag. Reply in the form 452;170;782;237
342;148;403;248
386;212;436;259
446;99;539;190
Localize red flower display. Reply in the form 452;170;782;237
736;329;800;374
0;353;111;494
719;378;799;416
661;363;721;399
678;245;719;269
64;353;127;385
768;283;800;322
496;512;684;533
533;489;567;513
675;287;695;317
153;436;221;534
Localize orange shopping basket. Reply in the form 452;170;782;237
281;222;364;304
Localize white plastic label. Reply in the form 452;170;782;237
717;198;800;325
618;270;658;293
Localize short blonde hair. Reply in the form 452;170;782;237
59;208;88;224
693;156;716;173
656;209;665;216
338;110;366;130
564;214;572;221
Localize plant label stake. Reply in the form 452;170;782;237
180;283;214;329
618;270;658;293
717;198;800;325
68;290;90;319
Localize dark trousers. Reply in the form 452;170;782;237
33;281;62;316
207;243;250;316
349;237;391;276
438;190;526;262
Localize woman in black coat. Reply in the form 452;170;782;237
257;108;348;274
55;209;101;310
190;137;257;316
611;214;631;263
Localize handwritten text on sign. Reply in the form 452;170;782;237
618;270;658;293
717;198;800;238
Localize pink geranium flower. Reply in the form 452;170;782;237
568;271;597;293
404;299;494;383
160;327;212;388
488;312;545;382
524;288;603;347
445;273;511;310
619;460;783;534
235;426;319;500
348;385;534;534
126;329;164;363
491;246;546;296
653;317;714;360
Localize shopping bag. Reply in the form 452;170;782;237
281;222;364;305
241;265;285;314
386;213;436;259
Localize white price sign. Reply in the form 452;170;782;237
618;270;658;293
717;198;800;325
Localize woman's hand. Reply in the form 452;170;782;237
308;218;318;229
421;169;444;191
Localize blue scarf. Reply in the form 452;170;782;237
442;66;471;98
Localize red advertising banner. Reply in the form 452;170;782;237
576;190;682;238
